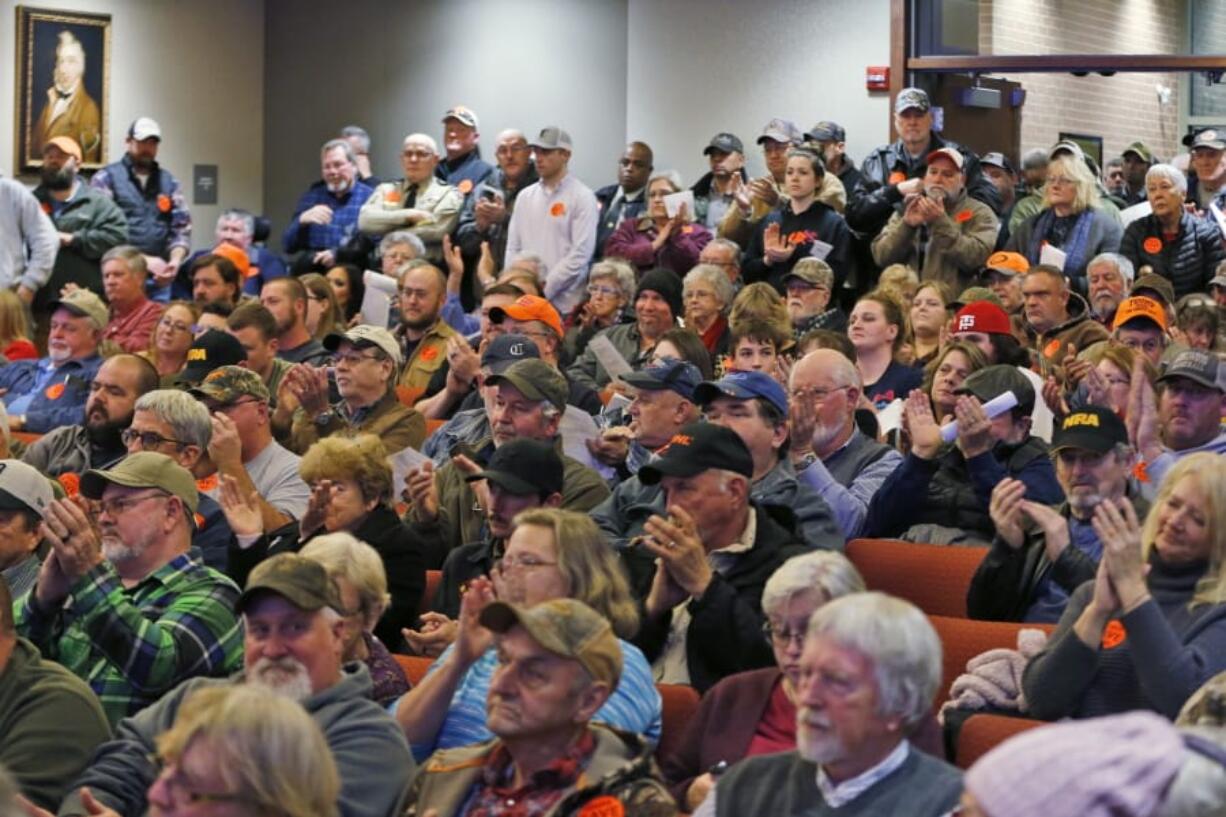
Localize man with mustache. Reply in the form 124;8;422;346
691;593;961;817
21;353;159;478
969;406;1137;622
12;452;243;728
55;552;413;817
282;138;375;273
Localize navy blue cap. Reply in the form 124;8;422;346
619;358;702;400
805;121;845;143
481;333;540;374
692;370;789;417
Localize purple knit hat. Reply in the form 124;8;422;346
965;712;1184;817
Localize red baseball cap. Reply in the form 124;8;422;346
953;301;1012;336
490;295;564;339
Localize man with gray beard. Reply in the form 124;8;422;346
12;452;243;727
55;552;413;817
968;406;1138;622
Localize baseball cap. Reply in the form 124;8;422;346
236;553;344;615
1123;141;1155;163
1112;296;1167;332
1130;273;1176;307
530;126;573;151
894;87;931;114
1050;406;1129;455
44;136;83;162
489;294;564;340
1157;349;1224;393
757;118;803;146
953;301;1012;336
703;132;744;156
210;242;251;279
619;358;703;401
1049;141;1085;161
1210;273;1226;290
465;438;563;496
980;152;1015;174
180;332;249;387
693;370;789;416
442;105;479;129
480;598;623;688
188;363;269;404
49;288;107;331
981;250;1030;278
955;364;1036;415
949;286;1004;311
484;358;568;412
804;121;846;143
80;451;199;515
783;259;834;288
481;333;540;375
0;460;53;518
926;147;964;171
1184;128;1226;151
638;422;754;485
324;325;403;367
128;117;162;141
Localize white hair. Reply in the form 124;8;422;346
403;133;441;158
1155;728;1226;817
762;552;865;618
1087;252;1135;286
684;264;736;310
1147;163;1188;195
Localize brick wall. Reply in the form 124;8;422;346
982;0;1185;163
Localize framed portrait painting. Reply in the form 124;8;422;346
14;6;111;172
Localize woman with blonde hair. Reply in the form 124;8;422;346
139;300;200;380
300;272;342;339
1024;452;1226;720
907;280;955;366
1008;153;1123;293
0;289;36;360
300;532;411;705
394;508;662;761
146;685;340;817
849;289;921;409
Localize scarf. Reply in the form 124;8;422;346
1027;207;1096;280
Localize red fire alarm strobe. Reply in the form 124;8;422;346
866;66;890;91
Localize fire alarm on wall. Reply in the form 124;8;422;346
866;66;890;90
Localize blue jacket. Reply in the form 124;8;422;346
0;355;103;433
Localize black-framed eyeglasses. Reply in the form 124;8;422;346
121;429;188;449
762;621;806;646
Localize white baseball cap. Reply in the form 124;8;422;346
0;460;53;518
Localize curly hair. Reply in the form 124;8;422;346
299;434;392;505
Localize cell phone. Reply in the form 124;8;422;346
481;188;502;203
708;761;729;777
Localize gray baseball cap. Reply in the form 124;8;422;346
531;127;573;151
0;460;53;518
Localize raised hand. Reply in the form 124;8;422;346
218;474;263;537
989;478;1027;550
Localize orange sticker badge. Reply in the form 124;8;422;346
955;210;973;223
550;202;567;217
44;382;66;400
57;472;80;497
157;194;172;213
40;201;52;215
420;346;439;362
1142;236;1163;254
194;512;207;530
1132;459;1151;484
196;474;219;492
458;179;474;195
1101;619;1127;649
681;225;694;234
385;189;402;204
888;171;907;185
1043;339;1062;359
578;796;625;817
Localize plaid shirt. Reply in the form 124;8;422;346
281;179;374;254
14;551;244;726
464;730;597;817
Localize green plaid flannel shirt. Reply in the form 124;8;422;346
14;551;244;726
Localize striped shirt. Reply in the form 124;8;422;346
14;551;244;726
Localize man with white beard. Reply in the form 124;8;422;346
692;593;961;817
55;552;414;817
12;452;243;727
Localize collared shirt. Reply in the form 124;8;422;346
816;740;910;807
798;429;904;539
13;551;244;725
0;354;104;433
462;730;597;817
281;179;375;253
505;173;599;316
2;554;40;601
654;511;757;684
105;298;164;354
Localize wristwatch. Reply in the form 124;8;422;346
313;410;335;427
793;451;817;470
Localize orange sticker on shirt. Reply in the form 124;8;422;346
550;202;567;217
44;382;65;400
193;512;207;530
420;346;439;361
1043;339;1062;359
157;194;172;213
1101;619;1127;649
196;474;219;492
1132;459;1151;484
458;179;474;194
1142;236;1163;254
578;796;625;817
57;472;80;497
955;209;973;223
40;201;52;215
384;189;401;204
681;225;694;234
888;171;907;185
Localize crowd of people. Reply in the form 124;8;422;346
1;87;1225;817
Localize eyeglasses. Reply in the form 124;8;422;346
762;621;807;646
98;491;170;518
146;753;247;808
121;429;188;449
334;351;382;366
587;284;621;297
402;150;435;160
158;318;196;334
492;556;559;575
790;385;850;402
1045;175;1074;186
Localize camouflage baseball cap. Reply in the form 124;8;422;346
189;364;270;405
484;358;567;412
49;288;108;331
480;598;623;688
236;552;345;614
80;451;199;514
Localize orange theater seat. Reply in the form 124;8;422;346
396;385;425;408
955;713;1046;769
420;570;442;616
393;653;433;686
425;418;446;436
655;683;700;763
846;538;988;618
927;614;1056;705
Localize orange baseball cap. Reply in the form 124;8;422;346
44;136;82;162
1112;296;1167;332
981;251;1030;278
211;242;252;278
490;295;564;339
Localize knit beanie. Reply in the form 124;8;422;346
965;712;1184;817
636;268;683;321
